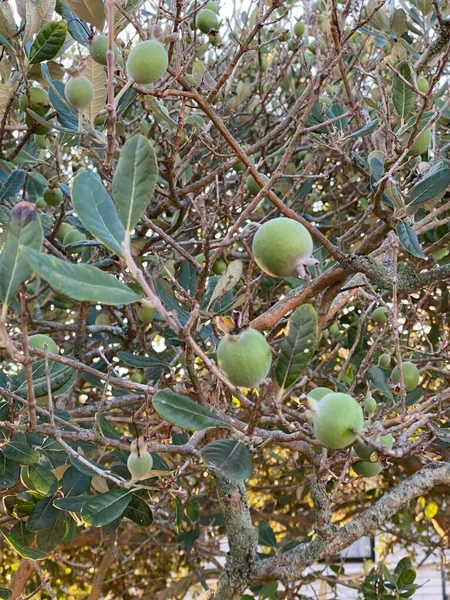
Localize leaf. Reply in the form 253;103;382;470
27;495;59;531
397;569;417;590
368;367;394;402
37;0;56;27
29;21;67;64
23;0;41;44
0;84;11;118
0;589;12;600
345;118;379;139
325;103;348;132
258;520;277;548
21;246;141;305
22;464;57;495
275;304;318;390
45;75;78;131
0;527;47;560
97;415;122;440
409;160;450;206
124;494;153;526
112;135;158;234
207;260;243;308
0;450;20;488
83;56;106;123
0;202;43;307
0;2;17;39
200;440;252;479
62;466;91;495
35;513;66;553
65;0;105;32
152;389;228;431
53;495;92;512
80;489;132;527
13;360;75;399
56;0;89;45
2;442;41;465
71;170;125;256
396;220;425;258
0;169;27;201
392;61;416;121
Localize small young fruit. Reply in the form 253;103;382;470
196;8;219;34
126;40;168;85
34;134;50;149
294;21;305;37
309;392;363;449
89;35;122;66
56;222;73;243
247;173;269;196
35;197;46;209
65;76;95;110
353;460;381;478
377;353;391;368
43;186;63;207
407;128;431;156
307;387;332;401
127;438;153;481
131;371;145;383
28;334;58;354
212;259;227;275
19;87;49;115
363;394;377;416
371;306;387;325
252;217;317;278
417;76;430;94
138;305;155;324
391;361;420;392
217;328;272;388
63;229;87;254
354;432;393;460
205;1;218;12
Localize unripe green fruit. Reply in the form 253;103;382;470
353;460;381;478
25;113;52;135
63;229;86;254
364;394;377;415
19;87;49;115
417;76;430;93
217;328;272;388
56;222;73;243
65;76;94;110
391;361;420;392
126;40;168;85
378;353;391;368
212;259;227;275
89;35;122;66
131;371;145;383
252;218;315;278
309;392;363;449
307;387;332;401
247;173;269;196
432;247;449;260
138;305;155;324
205;1;218;12
35;197;46;209
34;134;50;149
127;440;153;481
196;8;219;33
407;128;431;157
28;334;58;354
354;433;393;460
329;323;340;337
94;114;107;128
371;306;387;325
43;186;63;207
294;21;305;37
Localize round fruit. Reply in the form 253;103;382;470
364;394;377;415
94;114;107;128
371;306;387;325
252;218;316;278
294;21;305;37
391;361;420;392
131;371;145;383
217;328;272;388
407;128;431;156
27;334;58;354
19;87;49;115
127;439;153;481
212;259;227;275
247;173;269;196
417;76;430;93
138;305;155;324
89;35;121;66
354;433;393;460
126;40;168;85
353;460;381;478
34;134;50;149
378;353;391;368
65;76;94;110
56;222;73;243
63;229;86;254
309;392;363;449
196;8;219;33
307;387;332;401
35;197;46;209
205;1;218;12
43;186;63;207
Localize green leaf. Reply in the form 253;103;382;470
112;135;158;234
0;450;20;488
71;169;125;257
27;496;60;531
13;360;75;400
200;440;252;479
35;513;66;553
409;160;450;205
2;442;41;465
152;389;228;431
396;220;425;258
397;568;417;590
81;489;132;527
0;527;47;560
258;520;277;548
21;246;141;305
62;467;92;496
392;61;416;120
124;494;153;526
29;21;68;64
0;169;26;200
97;414;122;440
0;202;43;307
53;495;92;512
207;260;243;308
21;464;57;495
368;367;394;402
0;588;12;599
275;304;318;390
346;118;379;139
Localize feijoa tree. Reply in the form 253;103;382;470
0;1;449;599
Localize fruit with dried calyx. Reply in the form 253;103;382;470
307;392;363;449
217;324;272;388
19;87;49;115
294;21;305;37
28;334;58;355
252;217;318;278
65;76;94;110
391;361;420;392
196;8;219;33
127;438;153;481
43;186;63;207
126;40;168;85
89;35;122;66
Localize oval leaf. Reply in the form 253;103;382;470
124;494;153;526
80;489;132;527
200;439;252;479
65;0;105;32
0;450;20;488
207;260;243;308
409;160;450;206
392;61;416;121
29;21;67;64
0;527;47;560
27;495;59;531
2;442;41;465
152;389;228;431
35;513;66;553
396;220;425;258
